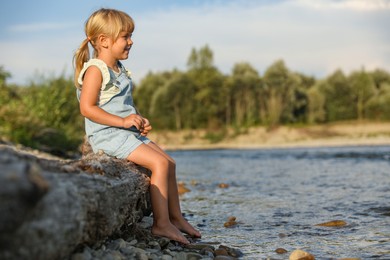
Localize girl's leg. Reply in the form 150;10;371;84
146;142;201;238
127;144;189;244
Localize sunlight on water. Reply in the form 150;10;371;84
169;146;390;259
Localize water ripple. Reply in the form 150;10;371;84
171;145;390;259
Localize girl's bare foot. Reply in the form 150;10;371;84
151;222;190;245
171;217;201;238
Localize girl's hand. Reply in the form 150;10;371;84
140;117;152;136
123;114;144;130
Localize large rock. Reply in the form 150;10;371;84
0;144;151;260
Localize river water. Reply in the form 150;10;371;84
169;145;390;259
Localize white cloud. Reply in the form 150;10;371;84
2;0;390;85
294;0;390;11
128;0;390;80
8;22;77;33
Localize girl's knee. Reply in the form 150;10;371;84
153;156;170;172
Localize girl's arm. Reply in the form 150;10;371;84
132;89;152;136
79;66;144;129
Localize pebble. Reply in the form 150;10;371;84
214;256;235;260
218;183;229;188
289;249;315;260
70;216;244;260
223;216;238;228
200;247;214;258
275;247;288;254
315;220;347;227
214;248;229;256
177;182;191;195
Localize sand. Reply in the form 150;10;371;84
147;121;390;150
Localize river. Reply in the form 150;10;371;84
169;145;390;259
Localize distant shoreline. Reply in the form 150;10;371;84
162;139;390;152
147;121;390;151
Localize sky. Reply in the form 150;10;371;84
0;0;389;85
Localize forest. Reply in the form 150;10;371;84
1;45;390;156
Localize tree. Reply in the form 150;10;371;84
349;69;376;120
187;45;214;71
365;83;390;120
187;45;225;129
370;68;390;90
320;69;355;121
134;71;171;118
148;72;197;130
293;73;315;123
307;83;326;124
0;66;11;87
226;62;262;127
262;60;300;126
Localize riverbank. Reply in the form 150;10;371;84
147;121;390;150
70;216;244;260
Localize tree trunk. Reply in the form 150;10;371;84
0;143;151;260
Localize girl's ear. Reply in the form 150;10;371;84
98;34;109;48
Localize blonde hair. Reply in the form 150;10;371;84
73;8;135;88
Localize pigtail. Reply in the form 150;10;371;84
73;38;90;88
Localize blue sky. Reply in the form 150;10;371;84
0;0;389;85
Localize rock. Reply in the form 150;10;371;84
177;181;191;195
0;159;49;234
0;144;151;260
69;215;245;260
289;249;315;260
71;250;93;260
275;247;288;254
184;252;204;259
215;255;235;260
200;246;214;257
133;247;149;260
160;255;173;260
185;243;215;251
214;248;229;256
107;239;127;251
218;183;229;188
127;239;138;246
224;216;238;228
219;245;244;258
157;237;171;249
315;220;347;227
279;233;288;238
148;241;161;250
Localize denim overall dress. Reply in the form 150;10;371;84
77;59;150;159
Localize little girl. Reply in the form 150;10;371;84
73;8;200;244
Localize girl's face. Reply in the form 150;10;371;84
110;31;133;60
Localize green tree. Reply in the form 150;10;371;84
187;44;214;70
320;69;355;121
307;82;326;124
149;72;197;130
19;76;83;153
370;68;390;89
187;45;225;129
364;69;390;120
226;62;262;127
262;60;300;126
134;71;171;118
293;73;315;123
349;69;376;120
0;66;11;87
365;82;390;120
